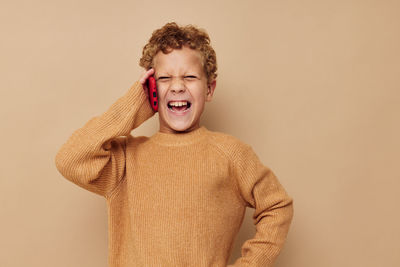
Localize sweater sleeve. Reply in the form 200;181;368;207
54;81;154;198
228;144;294;267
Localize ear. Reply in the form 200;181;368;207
206;80;216;102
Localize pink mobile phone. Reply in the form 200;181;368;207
147;76;158;112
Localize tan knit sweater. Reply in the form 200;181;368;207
55;81;294;267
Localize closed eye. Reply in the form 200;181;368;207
157;76;171;81
157;76;198;81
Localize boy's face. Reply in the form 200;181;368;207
153;46;216;134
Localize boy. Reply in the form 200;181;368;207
55;22;293;267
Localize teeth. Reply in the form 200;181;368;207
169;101;188;107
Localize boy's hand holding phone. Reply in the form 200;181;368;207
139;68;158;112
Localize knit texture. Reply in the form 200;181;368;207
55;81;294;267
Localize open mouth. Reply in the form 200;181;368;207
167;101;192;112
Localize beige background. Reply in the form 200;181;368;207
1;0;399;266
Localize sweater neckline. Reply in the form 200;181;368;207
149;126;208;146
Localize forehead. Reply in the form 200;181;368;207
153;46;204;73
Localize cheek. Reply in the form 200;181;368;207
194;95;207;111
157;87;168;104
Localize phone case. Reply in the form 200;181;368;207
147;76;158;112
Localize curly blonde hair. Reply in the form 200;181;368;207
139;22;217;84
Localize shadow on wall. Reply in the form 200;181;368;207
202;81;238;134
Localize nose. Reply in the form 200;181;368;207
169;77;186;93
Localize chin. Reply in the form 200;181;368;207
169;122;193;133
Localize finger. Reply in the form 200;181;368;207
139;68;155;85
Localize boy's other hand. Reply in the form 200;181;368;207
139;68;155;98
